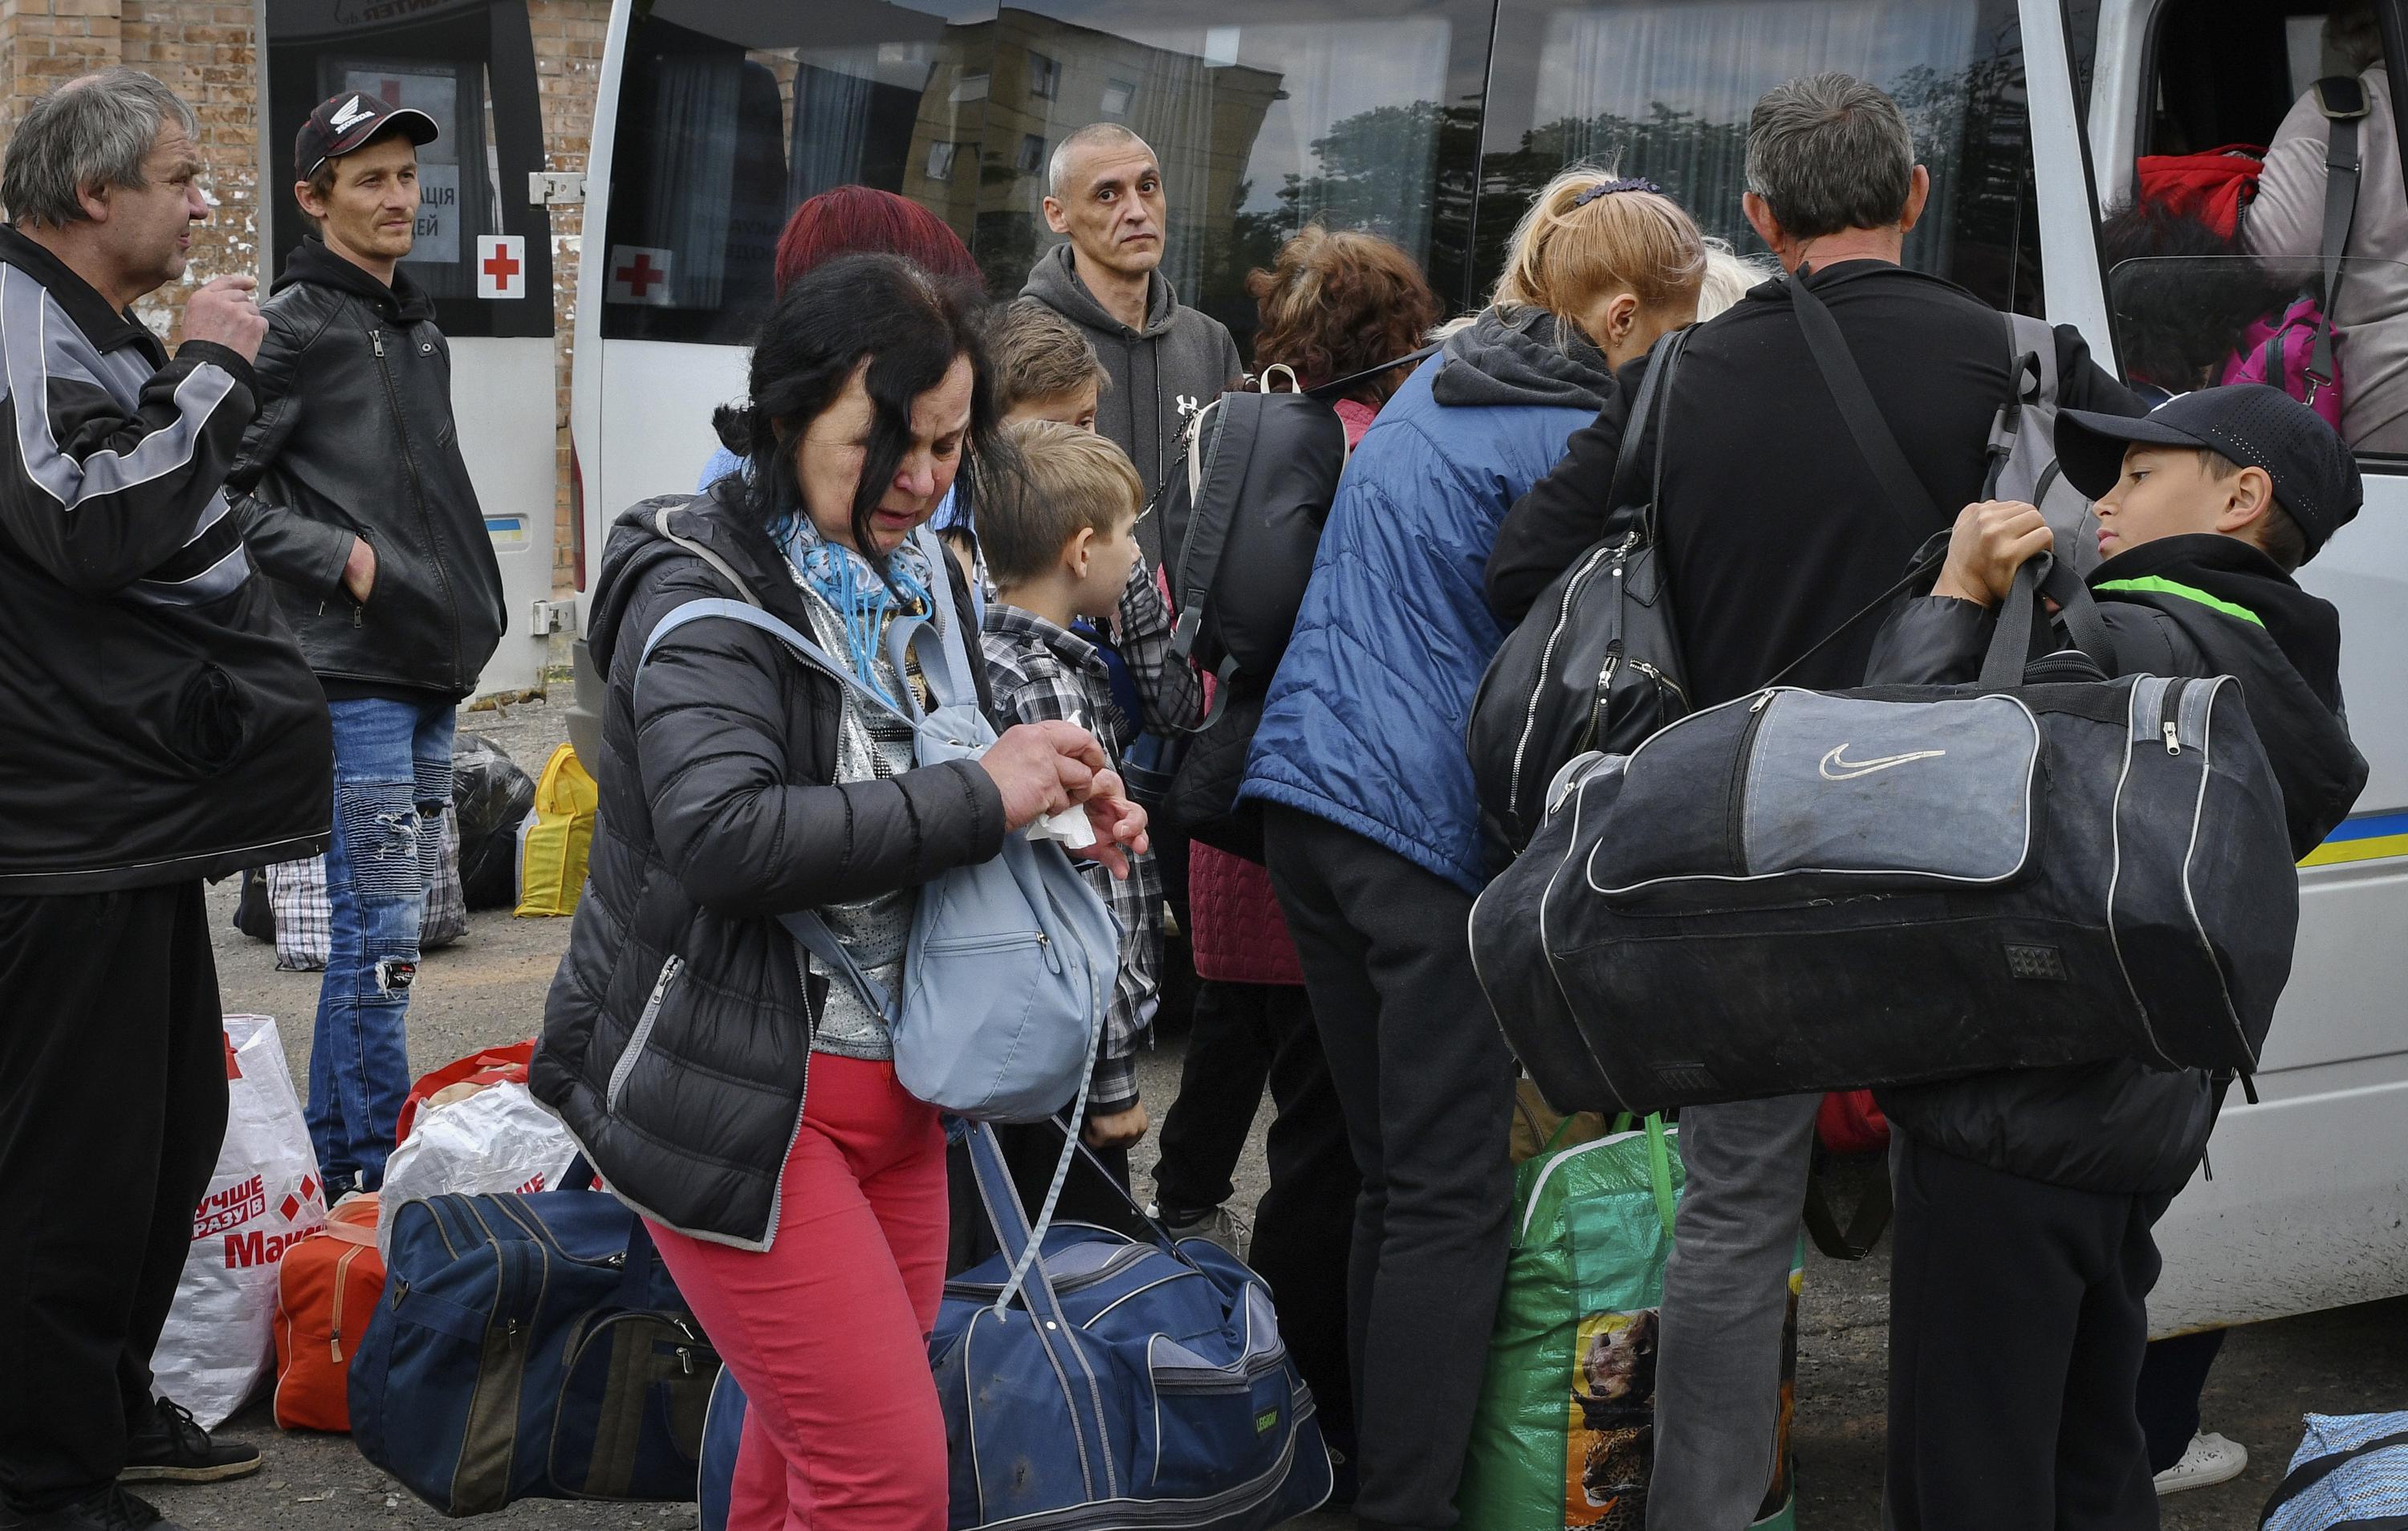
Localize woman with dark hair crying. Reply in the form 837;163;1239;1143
533;253;1146;1530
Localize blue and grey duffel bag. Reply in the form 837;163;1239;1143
699;1123;1332;1530
349;1172;718;1513
1472;562;2299;1116
2260;1411;2408;1529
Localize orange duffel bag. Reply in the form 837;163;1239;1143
271;1194;384;1431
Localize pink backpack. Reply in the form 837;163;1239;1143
2223;297;2345;429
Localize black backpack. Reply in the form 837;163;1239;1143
1157;346;1434;858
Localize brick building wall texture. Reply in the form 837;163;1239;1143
0;0;608;596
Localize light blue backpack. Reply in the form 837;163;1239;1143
2261;1411;2408;1529
636;518;1120;1131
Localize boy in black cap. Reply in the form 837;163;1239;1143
1862;383;2370;1530
226;93;505;1196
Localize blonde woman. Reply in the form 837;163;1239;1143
1239;169;1709;1528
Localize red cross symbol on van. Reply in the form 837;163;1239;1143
476;234;526;300
608;245;673;305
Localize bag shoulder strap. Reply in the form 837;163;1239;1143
1304;341;1441;401
630;597;919;1027
1168;396;1237;665
1607;327;1688;524
656;503;763;609
1788;269;1939;541
2308;74;2369;393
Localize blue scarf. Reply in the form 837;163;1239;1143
770;511;938;711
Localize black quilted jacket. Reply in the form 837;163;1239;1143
531;484;1004;1247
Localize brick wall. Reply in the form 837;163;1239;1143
0;0;607;597
528;0;605;588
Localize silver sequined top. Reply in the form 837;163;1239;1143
795;579;923;1061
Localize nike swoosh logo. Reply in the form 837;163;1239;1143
330;96;374;132
1818;743;1946;780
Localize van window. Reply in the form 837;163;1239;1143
597;0;1495;352
2109;2;2408;457
1479;0;2044;314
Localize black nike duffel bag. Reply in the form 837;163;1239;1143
1471;572;2300;1117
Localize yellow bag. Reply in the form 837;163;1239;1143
514;743;596;918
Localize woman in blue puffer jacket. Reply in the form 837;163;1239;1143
1239;171;1710;1530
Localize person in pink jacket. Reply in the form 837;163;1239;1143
1145;226;1440;1501
2244;6;2406;450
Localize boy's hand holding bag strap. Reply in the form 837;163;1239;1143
633;514;1119;1128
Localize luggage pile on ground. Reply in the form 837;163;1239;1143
152;1014;327;1429
229;732;539;964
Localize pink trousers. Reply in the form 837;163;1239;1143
648;1054;950;1530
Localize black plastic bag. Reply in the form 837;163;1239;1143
453;733;535;910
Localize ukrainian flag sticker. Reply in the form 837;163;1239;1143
2302;810;2408;868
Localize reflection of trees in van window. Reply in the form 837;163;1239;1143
1479;0;2039;311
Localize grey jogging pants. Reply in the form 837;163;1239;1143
1649;1092;1821;1530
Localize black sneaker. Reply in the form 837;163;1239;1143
0;1486;188;1530
116;1398;259;1484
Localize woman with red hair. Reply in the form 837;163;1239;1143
773;185;982;292
703;188;984;491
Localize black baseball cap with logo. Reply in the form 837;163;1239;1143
2054;384;2363;557
295;90;439;181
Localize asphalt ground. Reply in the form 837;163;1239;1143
150;694;2407;1529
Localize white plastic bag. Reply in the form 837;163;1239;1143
153;1014;327;1428
377;1081;577;1260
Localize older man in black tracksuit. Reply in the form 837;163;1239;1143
226;93;506;1198
1487;74;2142;1529
0;70;331;1527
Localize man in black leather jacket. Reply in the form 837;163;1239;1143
226;92;506;1195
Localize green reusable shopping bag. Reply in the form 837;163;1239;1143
1456;1115;1800;1530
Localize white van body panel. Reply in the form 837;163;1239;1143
451;336;559;694
2069;0;2408;1334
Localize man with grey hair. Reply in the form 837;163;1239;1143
0;67;331;1530
1022;120;1241;564
1490;72;2144;1528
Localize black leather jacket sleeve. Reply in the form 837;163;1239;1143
624;560;1009;919
226;303;355;601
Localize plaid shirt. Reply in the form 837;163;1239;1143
980;570;1201;1114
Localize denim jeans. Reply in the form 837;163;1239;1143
308;695;455;1191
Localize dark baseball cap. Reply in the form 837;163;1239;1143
2055;385;2362;556
295;90;438;181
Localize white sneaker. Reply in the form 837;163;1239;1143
2155;1431;2248;1494
1145;1201;1251;1260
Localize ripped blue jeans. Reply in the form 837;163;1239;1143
308;695;456;1191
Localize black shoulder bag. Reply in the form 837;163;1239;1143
1466;327;1696;854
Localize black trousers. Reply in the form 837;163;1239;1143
0;885;227;1512
1263;807;1515;1531
1150;978;1272;1215
1163;979;1361;1456
1887;1135;2163;1531
2138;1327;2227;1473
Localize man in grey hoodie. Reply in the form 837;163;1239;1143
1023;122;1243;565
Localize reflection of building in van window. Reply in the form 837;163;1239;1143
596;0;1463;350
905;14;1283;306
